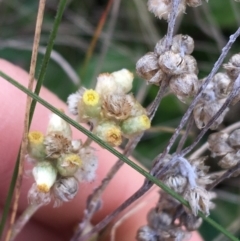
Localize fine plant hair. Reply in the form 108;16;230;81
1;1;240;241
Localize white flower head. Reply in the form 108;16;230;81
47;112;72;139
28;183;51;205
95;73;118;95
67;88;85;115
32;162;57;193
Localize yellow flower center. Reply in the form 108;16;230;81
37;184;50;193
28;131;44;144
106;127;122;146
65;154;82;167
83;89;99;106
139;115;151;129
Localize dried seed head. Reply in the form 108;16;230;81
44;132;72;159
163;174;187;194
101;94;135;121
154;36;167;56
56;153;82;177
28;183;51;205
95;122;122;146
159;50;186;75
136;52;159;81
171;34;194;55
183;186;212;216
53;177;79;207
75;146;98;182
148;69;167;86
218;152;240;169
184;55;198;74
137;226;157;241
193;99;229;130
223;53;240;80
32;162;57;193
228;129;240;148
180;213;202;231
186;0;203;7
147;0;171;20
212;73;231;99
208;132;233;157
147;209;172;229
169;73;199;102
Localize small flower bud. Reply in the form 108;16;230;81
57;153;82;177
32;161;57;193
136;52;159;80
228;129;240;148
53;177;79;206
111;69;133;93
159;51;186;75
223;53;240;80
121;115;151;137
186;0;203;7
212;73;231;99
78;89;101;122
28;131;45;160
47;112;72;139
208;132;233;157
218;152;239;169
171;34;194;55
180;213;202;231
102;94;135;121
95;122;122;146
137;226;157;241
95;73;118;95
184;55;198;74
169;73;199;102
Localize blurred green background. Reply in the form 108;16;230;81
1;0;240;240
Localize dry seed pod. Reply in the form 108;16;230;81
148;69;167;86
223;53;240;80
163;174;187;194
184;55;198;74
136;52;159;80
208;132;233;157
147;0;171;20
159;50;186;75
218;152;239;169
154;36;167;56
212;73;231;99
169;73;199;102
147;209;172;229
171;34;194;55
228;129;240;148
193;100;229;130
180;213;202;231
137;226;157;241
186;0;203;7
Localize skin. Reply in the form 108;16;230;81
0;59;203;241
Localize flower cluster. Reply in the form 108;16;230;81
208;129;240;175
67;69;151;146
27;112;98;206
147;0;207;21
136;34;199;102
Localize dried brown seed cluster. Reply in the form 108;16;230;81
208;129;240;174
193;72;231;130
147;0;205;21
136;34;199;102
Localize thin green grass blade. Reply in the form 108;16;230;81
1;71;239;241
0;1;68;237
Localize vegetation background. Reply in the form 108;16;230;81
0;0;240;240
